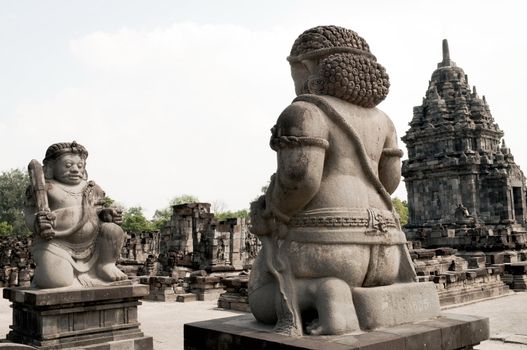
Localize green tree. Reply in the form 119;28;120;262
102;196;115;208
122;206;155;233
152;207;172;230
150;194;200;230
392;197;409;227
170;194;199;205
215;209;249;221
0;168;31;235
0;221;14;236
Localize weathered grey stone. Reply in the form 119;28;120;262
0;343;37;349
3;285;153;349
247;25;439;337
401;40;527;296
217;274;250;312
183;313;489;350
0;235;33;287
119;231;161;277
352;282;441;329
410;246;510;306
402;40;527;252
25;142;127;289
159;203;259;273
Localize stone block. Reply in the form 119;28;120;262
3;285;152;350
176;293;198;302
506;261;527;275
513;275;527;290
229;302;251;312
352;282;441;330
197;290;223;301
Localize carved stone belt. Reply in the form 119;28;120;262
286;208;406;244
288;208;397;231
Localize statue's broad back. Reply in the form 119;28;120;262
248;25;440;336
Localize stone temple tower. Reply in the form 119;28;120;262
402;40;527;250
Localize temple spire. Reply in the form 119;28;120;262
438;39;456;68
443;39;450;61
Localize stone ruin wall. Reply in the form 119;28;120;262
0;235;33;287
158;202;260;273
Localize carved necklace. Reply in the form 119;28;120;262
52;182;85;198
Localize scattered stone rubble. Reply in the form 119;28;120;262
118;231;161;277
502;257;527;290
217;273;250;312
409;242;509;306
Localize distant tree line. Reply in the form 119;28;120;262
0;169;31;236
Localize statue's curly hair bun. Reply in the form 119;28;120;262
288;25;389;108
43;141;88;164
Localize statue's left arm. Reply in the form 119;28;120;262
268;101;329;218
378;115;403;194
250;102;329;236
92;183;123;225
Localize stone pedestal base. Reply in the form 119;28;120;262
3;285;153;349
184;313;489;350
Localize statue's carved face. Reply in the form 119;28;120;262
290;59;319;96
52;153;86;185
290;62;310;95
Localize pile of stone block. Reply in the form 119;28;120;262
411;246;509;306
141;276;180;302
0;235;34;287
217;274;250;312
503;262;527;290
189;270;224;301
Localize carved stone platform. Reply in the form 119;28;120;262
184;313;489;350
3;284;153;349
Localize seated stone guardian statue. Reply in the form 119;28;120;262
25;141;128;288
249;26;431;336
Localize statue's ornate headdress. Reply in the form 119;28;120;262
43;141;88;164
288;25;390;108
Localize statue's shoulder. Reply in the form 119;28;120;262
86;181;106;200
359;107;396;138
87;180;103;191
276;98;328;138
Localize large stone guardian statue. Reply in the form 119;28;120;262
25;141;128;288
248;26;436;336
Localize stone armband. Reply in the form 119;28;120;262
270;135;329;151
382;147;404;157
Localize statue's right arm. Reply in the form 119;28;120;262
378;115;403;194
24;185;55;239
24;185;37;232
267;101;329;220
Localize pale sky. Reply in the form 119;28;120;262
1;0;527;218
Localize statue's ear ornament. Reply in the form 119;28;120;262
306;76;325;95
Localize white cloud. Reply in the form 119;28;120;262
4;23;300;217
3;5;527;217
